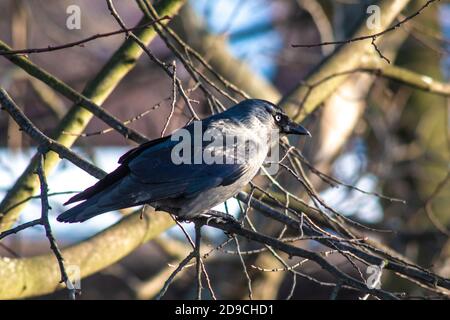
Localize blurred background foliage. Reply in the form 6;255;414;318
0;0;449;299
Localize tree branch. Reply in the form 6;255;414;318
0;17;170;56
199;218;399;300
280;0;413;122
291;0;439;51
0;40;149;144
0;89;107;179
0;209;175;299
361;60;450;96
0;0;186;232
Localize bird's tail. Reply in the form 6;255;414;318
57;193;117;223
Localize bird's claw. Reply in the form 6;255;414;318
206;216;228;225
205;212;239;226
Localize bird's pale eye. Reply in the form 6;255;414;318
275;115;282;122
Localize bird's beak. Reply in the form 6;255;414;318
283;119;311;136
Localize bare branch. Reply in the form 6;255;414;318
292;0;440;64
0;18;170;56
0;88;106;179
36;154;77;300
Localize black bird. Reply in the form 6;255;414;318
57;99;310;223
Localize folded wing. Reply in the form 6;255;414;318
57;128;248;223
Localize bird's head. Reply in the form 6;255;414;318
251;99;311;137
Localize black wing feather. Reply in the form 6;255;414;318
64;136;171;205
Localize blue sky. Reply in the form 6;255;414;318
191;0;282;79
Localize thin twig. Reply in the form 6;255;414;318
106;0;130;37
63;101;163;137
423;171;450;236
292;0;440;64
155;251;196;300
234;236;253;300
161;61;177;137
194;221;203;300
0;218;41;240
203;218;399;300
0;88;107;179
0;17;170;56
106;0;200;120
36;154;77;300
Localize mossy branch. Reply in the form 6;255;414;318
0;209;175;299
279;0;413;121
361;59;450;96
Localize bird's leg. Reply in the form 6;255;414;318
204;210;239;225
